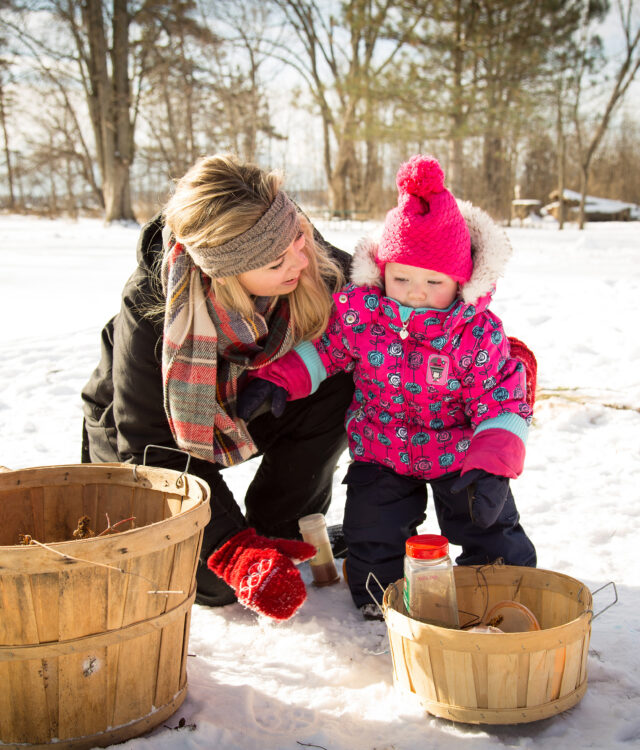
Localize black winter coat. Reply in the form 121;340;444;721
81;213;351;492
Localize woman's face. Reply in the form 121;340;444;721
237;230;309;297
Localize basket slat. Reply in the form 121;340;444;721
470;652;488;707
59;567;108;639
94;482;135;536
43;484;85;543
443;649;477;708
154;616;187;708
488;653;519;709
0;574;42;645
527;649;554;706
131;486;165;528
406;638;438;703
5;659;53;742
559;637;585;697
516;653;530;707
428;645;448;703
58;649;108;739
112;631;162;728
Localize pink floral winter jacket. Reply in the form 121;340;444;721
257;202;532;481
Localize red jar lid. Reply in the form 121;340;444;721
406;534;449;560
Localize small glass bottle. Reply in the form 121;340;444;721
403;534;459;628
298;514;340;587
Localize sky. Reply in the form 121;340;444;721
0;213;639;749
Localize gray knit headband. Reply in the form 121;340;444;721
187;191;300;278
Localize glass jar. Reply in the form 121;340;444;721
298;514;340;587
403;534;459;628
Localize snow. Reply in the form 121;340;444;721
1;214;639;749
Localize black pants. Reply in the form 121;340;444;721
192;371;354;604
82;371;354;606
343;462;536;607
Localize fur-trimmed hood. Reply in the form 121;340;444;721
350;201;512;307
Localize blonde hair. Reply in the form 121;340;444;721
162;153;343;342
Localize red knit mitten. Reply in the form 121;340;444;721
207;529;316;621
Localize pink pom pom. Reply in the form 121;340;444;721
396;154;445;198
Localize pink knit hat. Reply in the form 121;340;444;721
378;155;472;283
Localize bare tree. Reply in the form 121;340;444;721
268;0;417;216
591;112;640;201
135;1;220;179
133;0;280;183
398;0;587;217
51;0;136;221
3;0;137;219
572;0;640;228
207;0;284;163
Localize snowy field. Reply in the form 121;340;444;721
0;213;639;749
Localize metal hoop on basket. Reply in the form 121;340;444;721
365;571;387;617
132;445;192;488
590;581;618;621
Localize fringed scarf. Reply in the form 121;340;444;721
161;238;295;466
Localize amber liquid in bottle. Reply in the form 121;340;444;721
298;514;340;587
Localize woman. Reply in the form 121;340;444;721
81;154;354;621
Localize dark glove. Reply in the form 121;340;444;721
451;469;510;529
237;378;288;421
207;528;316;621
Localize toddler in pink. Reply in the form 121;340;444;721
240;155;536;616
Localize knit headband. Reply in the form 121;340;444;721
186;191;299;278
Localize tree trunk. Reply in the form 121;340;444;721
578;163;589;230
47;146;58;217
556;92;565;230
0;79;16;210
329;139;353;217
362;138;382;215
483;132;506;219
448;137;464;198
84;0;134;222
108;0;134;221
448;2;466;197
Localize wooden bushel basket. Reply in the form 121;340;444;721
0;463;211;749
383;565;593;724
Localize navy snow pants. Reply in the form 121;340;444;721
342;462;536;607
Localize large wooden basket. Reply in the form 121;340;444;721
0;463;210;749
383;564;592;724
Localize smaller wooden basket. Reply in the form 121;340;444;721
383;565;593;724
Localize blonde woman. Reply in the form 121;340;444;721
81;154;354;621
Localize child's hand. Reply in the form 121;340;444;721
452;469;510;528
237;378;288;421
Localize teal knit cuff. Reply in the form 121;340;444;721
294;341;327;394
474;412;529;445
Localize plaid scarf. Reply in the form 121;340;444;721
162;239;294;466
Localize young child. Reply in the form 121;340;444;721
239;154;536;617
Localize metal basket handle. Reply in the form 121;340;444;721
132;445;192;488
365;571;386;617
590;581;618;621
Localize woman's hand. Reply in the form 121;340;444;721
237;378;288;420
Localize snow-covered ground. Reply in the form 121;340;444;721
0;214;639;749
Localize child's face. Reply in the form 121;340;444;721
237;230;309;297
384;262;458;309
